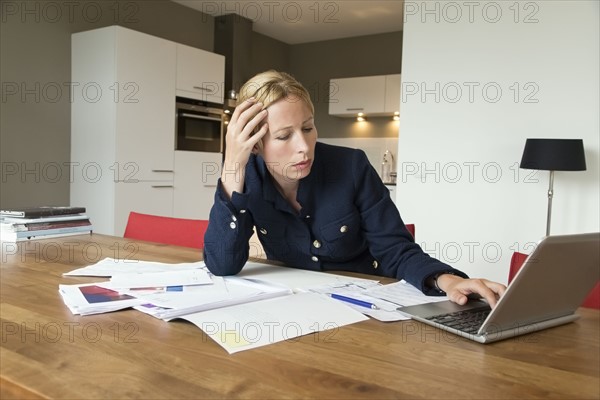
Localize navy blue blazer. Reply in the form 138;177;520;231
203;142;467;295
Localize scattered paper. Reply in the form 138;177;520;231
307;281;408;321
182;292;368;354
365;280;449;308
63;257;204;277
109;268;212;288
58;258;449;353
59;283;145;315
238;262;379;291
133;277;292;320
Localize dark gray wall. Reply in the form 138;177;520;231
250;32;291;78
289;31;403;139
0;0;214;209
246;31;403;139
214;14;253;95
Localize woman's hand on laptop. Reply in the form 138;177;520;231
437;274;507;308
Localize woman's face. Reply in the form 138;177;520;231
259;95;317;188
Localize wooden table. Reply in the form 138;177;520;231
1;234;599;399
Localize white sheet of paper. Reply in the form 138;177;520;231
364;280;448;308
304;281;449;322
134;278;259;309
131;276;293;320
238;262;379;291
109;269;212;288
307;281;409;322
63;257;204;277
183;292;368;354
58;283;145;315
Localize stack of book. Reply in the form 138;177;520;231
0;206;93;242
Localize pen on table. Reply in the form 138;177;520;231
329;293;379;310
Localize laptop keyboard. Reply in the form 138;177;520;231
426;308;491;334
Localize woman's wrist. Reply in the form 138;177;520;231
220;161;246;200
430;272;461;295
433;271;463;295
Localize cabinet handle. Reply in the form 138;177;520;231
193;86;210;91
152;169;174;173
346;107;364;111
151;185;174;188
203;184;217;188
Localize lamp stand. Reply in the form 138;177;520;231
545;170;554;236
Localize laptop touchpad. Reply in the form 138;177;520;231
398;299;489;319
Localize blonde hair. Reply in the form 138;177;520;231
238;70;314;114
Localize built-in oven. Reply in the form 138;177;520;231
175;96;224;152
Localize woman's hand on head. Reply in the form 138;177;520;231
220;99;269;198
224;98;269;167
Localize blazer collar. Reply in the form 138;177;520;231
256;155;293;213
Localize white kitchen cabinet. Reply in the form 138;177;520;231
384;74;401;114
115;181;175;235
329;74;400;117
173;151;222;220
176;44;225;104
329;75;385;116
71;26;176;235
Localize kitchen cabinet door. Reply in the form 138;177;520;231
329;75;386;116
176;44;225;104
115;182;175;236
173;151;222;220
115;27;176;182
384;74;401;114
71;26;176;236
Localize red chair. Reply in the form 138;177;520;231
509;252;600;309
123;212;208;249
405;224;415;239
508;252;529;283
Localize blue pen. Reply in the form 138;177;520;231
330;293;379;310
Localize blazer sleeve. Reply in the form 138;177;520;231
202;180;255;276
351;150;468;294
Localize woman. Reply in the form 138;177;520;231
203;70;505;307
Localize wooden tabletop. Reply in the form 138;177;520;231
1;234;599;399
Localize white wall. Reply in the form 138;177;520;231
397;0;599;283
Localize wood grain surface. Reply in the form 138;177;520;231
1;234;598;399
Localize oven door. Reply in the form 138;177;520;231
176;108;223;152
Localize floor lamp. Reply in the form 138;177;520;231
519;138;587;236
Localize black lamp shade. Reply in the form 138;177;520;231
520;138;586;171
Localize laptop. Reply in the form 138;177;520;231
397;232;600;343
